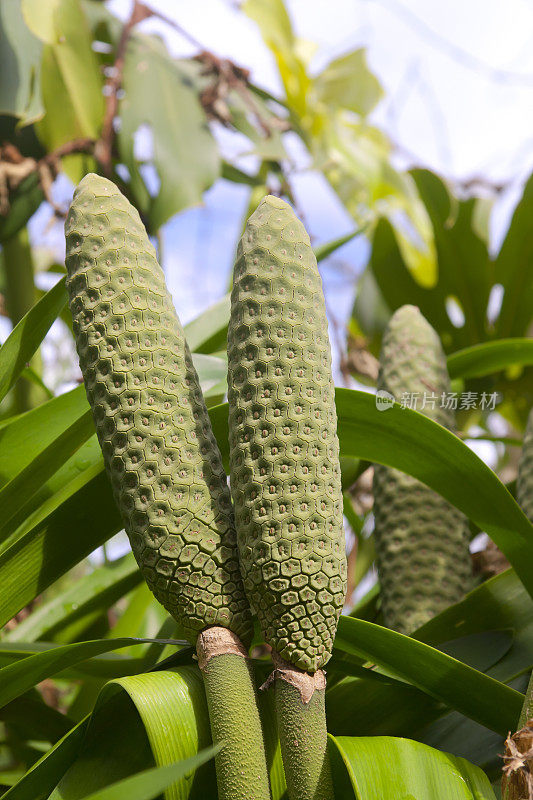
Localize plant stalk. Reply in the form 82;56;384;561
270;652;333;800
197;627;271;800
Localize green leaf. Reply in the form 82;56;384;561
0;689;73;743
52;668;215;800
328;571;532;753
417;569;533;684
314;228;366;262
77;748;218;800
21;0;60;43
495;172;533;338
330;735;496;799
447;338;533;379
0;277;67;405
5;553;141;643
0;173;44;245
191;353;227;400
36;0;104;182
2;717;89;800
0;406;94;535
0;0;43;123
333;616;522;735
314;49;383;116
244;0;310;116
0;462;121;627
208;389;533;599
0;637;182;710
184;294;230;355
366;171;494;353
118;35;219;231
412;169;492;345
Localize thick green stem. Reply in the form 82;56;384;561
197;627;271;800
272;653;333;800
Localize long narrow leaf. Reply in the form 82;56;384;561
208;389;533;598
448;338;533;379
0;637;183;709
0;277;67;403
5;553;141;643
0;408;94;535
0;463;121;627
334;615;522;734
78;748;219;800
330;735;496;799
51;668;215;800
2;717;89;800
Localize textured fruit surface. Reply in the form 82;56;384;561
517;408;533;523
65;173;252;645
227;195;346;672
373;305;473;635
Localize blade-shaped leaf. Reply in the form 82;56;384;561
0;407;94;535
330;735;496;799
0;462;121;627
51;668;215;800
0;689;73;744
0;384;87;487
0;637;183;710
0;0;43;122
0;277;67;405
334;615;522;734
118;35;219;231
5;553;141;643
314;228;365;262
184;294;230;355
416;569;533;684
208;389;533;598
2;717;89;800
191;353;227;400
448;338;533;379
495;173;533;338
77;748;219;800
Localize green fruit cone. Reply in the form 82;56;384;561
517;408;533;523
228;195;346;800
65;174;270;800
373;304;473;634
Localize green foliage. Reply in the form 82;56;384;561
118;38;220;230
2;0;533;797
0;1;43;123
330;736;496;799
33;0;104;182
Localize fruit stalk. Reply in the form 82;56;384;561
65;174;270;800
228;195;346;800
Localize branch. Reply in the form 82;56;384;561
95;0;153;176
